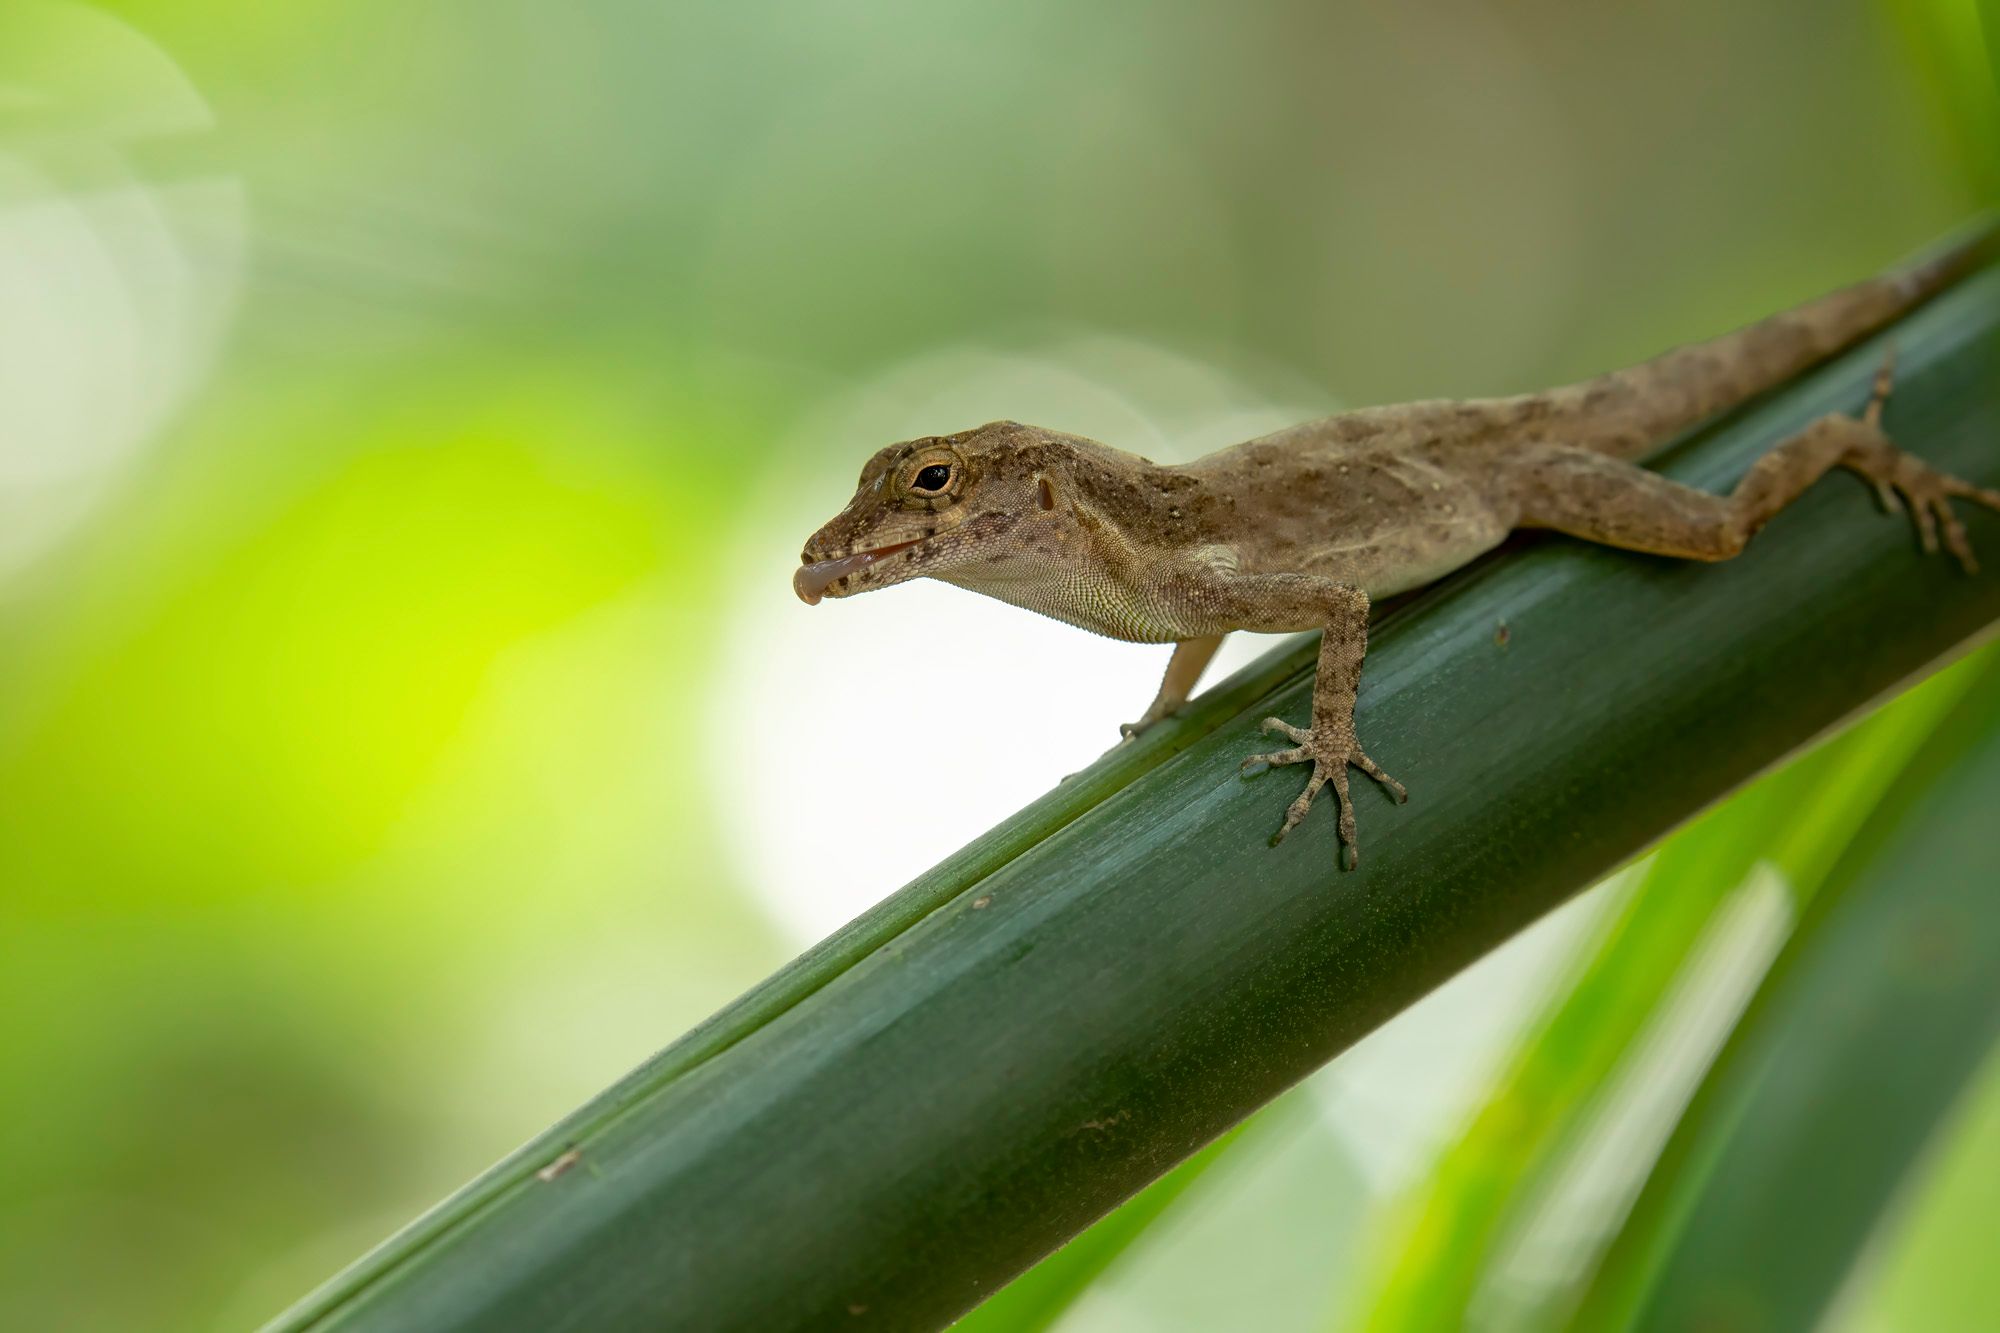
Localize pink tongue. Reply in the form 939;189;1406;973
793;544;913;604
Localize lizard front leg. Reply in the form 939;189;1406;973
1121;635;1224;739
1194;573;1405;869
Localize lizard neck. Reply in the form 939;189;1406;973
940;459;1207;643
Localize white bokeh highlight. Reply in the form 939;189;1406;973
0;4;246;579
710;335;1331;944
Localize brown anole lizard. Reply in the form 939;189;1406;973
796;227;2000;868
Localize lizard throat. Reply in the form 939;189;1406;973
793;539;923;605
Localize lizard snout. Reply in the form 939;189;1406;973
792;539;922;605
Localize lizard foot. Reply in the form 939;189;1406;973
1240;717;1406;870
1117;704;1176;743
1844;437;2000;574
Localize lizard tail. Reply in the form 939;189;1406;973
1534;218;1999;461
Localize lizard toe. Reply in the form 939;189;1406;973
1247;724;1403;870
1352;751;1408;803
1241;745;1308;774
1856;446;1995;572
1259;716;1311;744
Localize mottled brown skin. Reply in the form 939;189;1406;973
799;228;2000;868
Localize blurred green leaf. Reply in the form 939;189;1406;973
1564;652;2000;1332
950;1134;1245;1333
1837;1050;2000;1330
1987;1;2000;90
0;376;668;903
1879;0;2000;195
954;1097;1305;1333
1337;647;1984;1332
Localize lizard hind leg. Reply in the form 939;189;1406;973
1512;410;2000;573
1734;413;1998;571
1862;343;1896;428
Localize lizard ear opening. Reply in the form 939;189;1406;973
1036;476;1056;512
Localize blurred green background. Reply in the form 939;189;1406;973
1;2;1995;1329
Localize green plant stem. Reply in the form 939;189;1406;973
271;265;2000;1333
1564;650;2000;1332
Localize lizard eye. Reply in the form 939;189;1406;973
898;448;965;509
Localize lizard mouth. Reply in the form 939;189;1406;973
793;539;924;605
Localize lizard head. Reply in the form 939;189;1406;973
795;420;1113;605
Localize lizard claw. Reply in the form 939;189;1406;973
1241;715;1405;869
1119;703;1182;744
